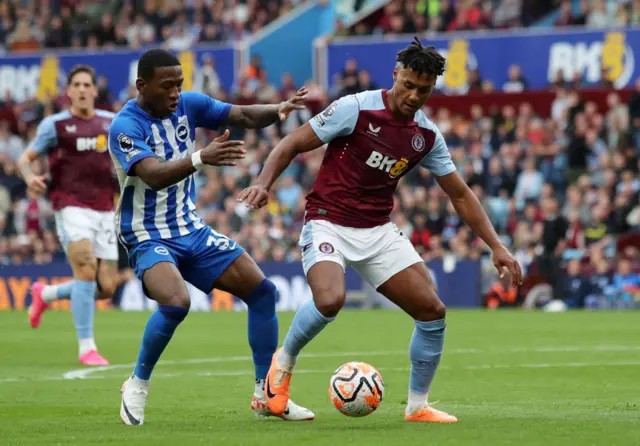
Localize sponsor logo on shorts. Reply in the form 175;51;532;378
154;246;169;255
412;134;425;152
319;242;334;254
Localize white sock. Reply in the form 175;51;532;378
406;389;429;413
131;375;150;389
254;379;265;398
276;348;297;369
78;337;97;356
41;285;58;303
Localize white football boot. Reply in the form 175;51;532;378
251;380;315;421
120;375;149;425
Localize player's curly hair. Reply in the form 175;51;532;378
396;37;446;76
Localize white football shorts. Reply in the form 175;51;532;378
54;206;118;261
298;219;423;289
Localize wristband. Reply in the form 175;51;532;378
191;151;205;171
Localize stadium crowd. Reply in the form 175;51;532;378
0;0;299;53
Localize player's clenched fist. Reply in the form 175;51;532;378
237;184;269;209
200;129;246;167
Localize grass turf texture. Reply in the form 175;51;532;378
0;310;639;445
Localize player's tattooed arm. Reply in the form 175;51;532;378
437;171;523;287
238;122;323;209
226;87;308;128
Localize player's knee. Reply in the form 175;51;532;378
414;290;446;322
314;291;345;318
165;292;191;309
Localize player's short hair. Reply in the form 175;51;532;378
396;37;446;77
67;64;96;86
137;49;181;81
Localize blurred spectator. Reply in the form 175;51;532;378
0;120;24;162
13;188;52;236
561;258;590;308
194;55;222;97
503;65;529;93
555;0;577;27
586;0;616;28
485;273;519;309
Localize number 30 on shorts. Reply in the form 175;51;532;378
206;229;236;251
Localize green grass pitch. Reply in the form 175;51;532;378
0;310;639;445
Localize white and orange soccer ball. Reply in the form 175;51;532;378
329;361;384;417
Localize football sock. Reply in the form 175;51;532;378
244;279;279;381
70;280;97;355
41;281;75;302
254;379;265;398
133;305;188;380
407;318;446;412
280;300;336;367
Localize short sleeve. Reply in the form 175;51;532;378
29;116;57;154
181;91;231;130
309;95;359;144
420;127;456;176
108;116;155;175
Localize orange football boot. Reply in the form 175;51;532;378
264;348;293;416
405;406;458;423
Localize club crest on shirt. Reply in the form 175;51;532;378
412;134;425;152
176;123;189;142
118;133;134;152
319;242;334;254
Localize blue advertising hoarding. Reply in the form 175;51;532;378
324;28;638;92
0;258;481;311
0;45;236;103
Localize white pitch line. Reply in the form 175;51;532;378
1;344;639;384
61;344;640;381
61;350;405;380
3;360;640;385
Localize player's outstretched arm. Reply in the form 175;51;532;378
238;123;323;209
132;130;245;191
226;87;308;128
436;171;523;287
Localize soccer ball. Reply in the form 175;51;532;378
329;361;384;417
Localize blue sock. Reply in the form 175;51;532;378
133;305;189;380
70;280;97;340
282;300;335;358
55;281;74;299
409;318;446;401
244;279;279;380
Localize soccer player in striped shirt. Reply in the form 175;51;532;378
109;49;313;425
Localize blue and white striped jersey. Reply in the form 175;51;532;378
109;92;231;246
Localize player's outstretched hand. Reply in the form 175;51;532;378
492;245;523;288
27;175;48;195
237;184;269;210
200;129;246;167
278;87;308;121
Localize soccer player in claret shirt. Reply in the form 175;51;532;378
239;38;523;423
109;49;313;425
18;65;127;366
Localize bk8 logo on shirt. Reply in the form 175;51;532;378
365;151;410;179
76;134;108;152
